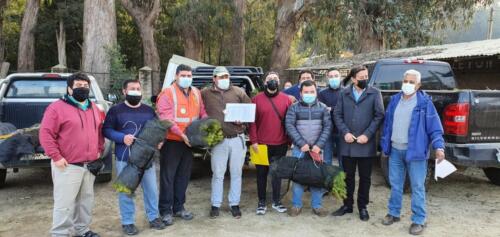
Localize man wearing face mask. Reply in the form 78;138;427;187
201;66;251;219
103;80;166;235
285;80;332;217
156;64;208;225
249;71;292;215
318;68;343;167
380;70;445;235
40;73;104;237
332;65;384;221
283;70;315;101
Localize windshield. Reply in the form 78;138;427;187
5;79;96;98
373;64;456;90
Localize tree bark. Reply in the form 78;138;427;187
120;0;161;95
17;0;40;72
82;0;117;91
0;0;7;63
230;0;246;66
356;20;383;53
269;0;314;76
56;20;67;67
181;26;203;61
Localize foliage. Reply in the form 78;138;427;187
106;45;136;98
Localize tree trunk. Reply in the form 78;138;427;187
17;0;40;72
269;0;313;76
119;0;161;95
82;0;117;91
230;0;245;65
56;20;67;67
355;17;383;53
0;0;7;63
181;26;203;61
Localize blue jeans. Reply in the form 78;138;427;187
116;161;160;225
387;148;427;225
291;147;323;209
323;133;341;168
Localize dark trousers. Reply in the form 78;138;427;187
256;144;288;204
342;156;373;210
158;140;193;215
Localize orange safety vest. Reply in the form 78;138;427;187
159;83;201;141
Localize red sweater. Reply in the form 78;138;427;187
249;92;292;145
40;99;105;163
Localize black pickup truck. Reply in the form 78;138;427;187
364;59;500;186
0;73;115;187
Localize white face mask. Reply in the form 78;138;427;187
401;83;416;95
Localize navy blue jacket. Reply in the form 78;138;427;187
283;84;301;101
318;87;341;132
103;103;156;162
380;91;445;161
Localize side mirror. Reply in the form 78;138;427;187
107;94;118;103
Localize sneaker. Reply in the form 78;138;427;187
209;206;220;219
230;205;242;219
288;206;302;217
271;202;287;213
174;209;194;220
149;218;166;230
312;207;328;217
409;223;425;235
122;224;139;235
76;230;100;237
161;213;174;226
256;202;267;215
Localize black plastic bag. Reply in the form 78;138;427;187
185;118;224;149
0;133;35;162
113;164;144;195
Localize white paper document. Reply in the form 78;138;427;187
224;103;256;123
434;159;457;181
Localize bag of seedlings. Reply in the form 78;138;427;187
185;118;224;149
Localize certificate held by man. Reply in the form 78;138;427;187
224;103;256;123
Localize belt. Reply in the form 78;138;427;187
224;133;243;139
70;162;88;167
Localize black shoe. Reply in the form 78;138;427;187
174;209;194;220
149;218;166;230
331;205;353;216
359;208;370;221
409;223;425;235
210;206;220;219
122;224;139;236
161;213;174;226
382;214;400;226
75;230;100;237
231;205;242;219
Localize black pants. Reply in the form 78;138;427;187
158;140;193;215
256;144;288;204
342;156;373;210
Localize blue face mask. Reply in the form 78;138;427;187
178;77;192;89
302;94;316;104
217;79;230;90
328;77;341;89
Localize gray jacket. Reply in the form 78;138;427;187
333;85;385;157
285;100;332;149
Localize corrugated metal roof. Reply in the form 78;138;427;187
289;38;500;70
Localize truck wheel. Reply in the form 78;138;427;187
483;168;500;186
0;169;6;188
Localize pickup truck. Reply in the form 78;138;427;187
0;73;115;187
364;59;500;186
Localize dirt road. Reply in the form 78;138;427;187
1;162;499;237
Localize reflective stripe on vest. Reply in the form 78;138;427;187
169;86;200;123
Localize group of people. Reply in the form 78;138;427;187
39;63;446;237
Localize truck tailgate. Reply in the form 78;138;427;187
468;90;500;143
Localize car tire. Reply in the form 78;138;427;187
483;168;500;186
0;169;6;188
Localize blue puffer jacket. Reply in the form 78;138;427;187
285;99;332;149
380;91;445;161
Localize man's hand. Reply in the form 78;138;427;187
356;135;368;144
181;134;191;147
300;144;310;152
251;143;259;153
344;133;355;143
123;134;135;146
288;95;297;103
157;141;164;150
54;158;68;170
311;145;321;154
435;149;445;164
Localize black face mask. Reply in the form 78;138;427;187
72;87;90;102
356;79;368;90
125;95;142;106
266;80;279;91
